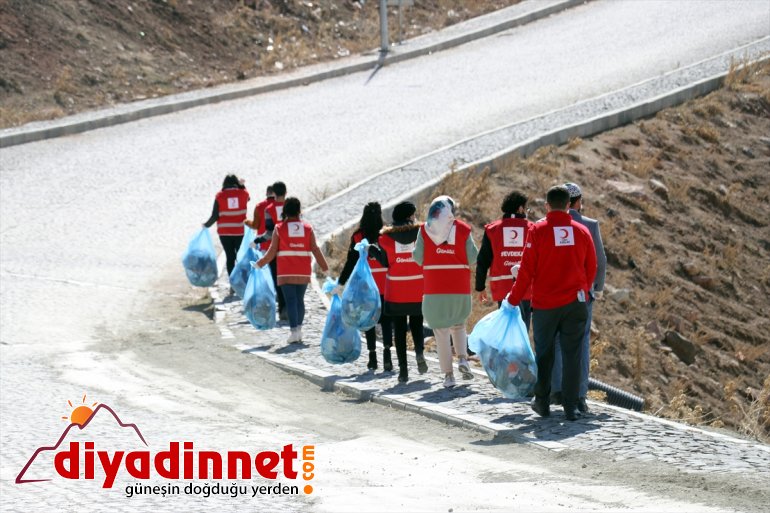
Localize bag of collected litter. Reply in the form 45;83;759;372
182;227;218;287
242;263;276;330
340;238;381;331
236;227;255;262
322;276;338;294
321;294;361;364
468;300;537;399
230;247;260;299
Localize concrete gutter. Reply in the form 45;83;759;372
0;0;584;149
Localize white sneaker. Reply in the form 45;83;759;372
296;326;303;343
286;328;298;344
458;359;474;380
443;373;456;388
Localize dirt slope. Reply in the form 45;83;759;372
0;0;519;127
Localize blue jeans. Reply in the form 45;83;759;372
280;284;307;329
551;299;593;397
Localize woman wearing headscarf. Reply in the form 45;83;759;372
203;174;250;289
376;201;427;383
413;196;478;388
338;202;393;371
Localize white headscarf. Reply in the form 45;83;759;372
425;195;456;245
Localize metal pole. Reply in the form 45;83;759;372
398;0;403;45
379;0;389;55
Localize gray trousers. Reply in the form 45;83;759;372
532;300;588;410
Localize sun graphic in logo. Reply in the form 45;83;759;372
62;394;98;426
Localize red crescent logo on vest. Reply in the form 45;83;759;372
559;228;569;239
511;231;519;240
290;224;301;234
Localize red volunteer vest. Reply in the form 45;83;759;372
379;233;423;303
352;231;387;293
265;201;285;232
420;220;471;295
485;217;532;302
255;198;274;250
276;220;313;280
215;188;249;236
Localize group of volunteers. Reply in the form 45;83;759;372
204;175;606;421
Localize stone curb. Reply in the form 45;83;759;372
0;0;583;149
239;344;567;450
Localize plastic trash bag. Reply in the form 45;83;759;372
340;238;381;331
236;227;255;262
230;247;261;299
321;294;361;364
322;276;338;294
468;301;537;399
242;263;276;330
182;228;218;287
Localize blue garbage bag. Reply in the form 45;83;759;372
340;238;381;330
468;301;537;399
321;294;361;364
236;227;255;262
182;228;218;287
242;263;276;330
230;247;261;299
322;276;338;294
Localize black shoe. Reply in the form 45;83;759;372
416;353;428;374
383;348;393;372
549;391;563;406
367;351;377;370
564;406;581;422
530;397;550;417
398;368;408;383
577;397;590;414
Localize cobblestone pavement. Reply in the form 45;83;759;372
215;280;770;480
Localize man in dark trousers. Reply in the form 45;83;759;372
506;185;597;421
550;182;607;414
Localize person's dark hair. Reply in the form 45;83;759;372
501;191;528;216
282;197;301;218
546;185;570;210
222;174;240;189
357;202;383;242
272;181;287;197
266;185;275;197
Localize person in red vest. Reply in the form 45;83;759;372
244;184;275;251
374;201;427;383
338;202;393;372
263;181;287;320
413;195;478;388
475;190;534;329
506;185;597;421
203;174;250;290
255;197;329;344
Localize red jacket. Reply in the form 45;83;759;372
507;211;597;310
352;231;387;293
215;188;250;236
265;200;285;231
485;217;533;302
421;220;472;295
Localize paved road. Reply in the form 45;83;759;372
2;1;769;511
